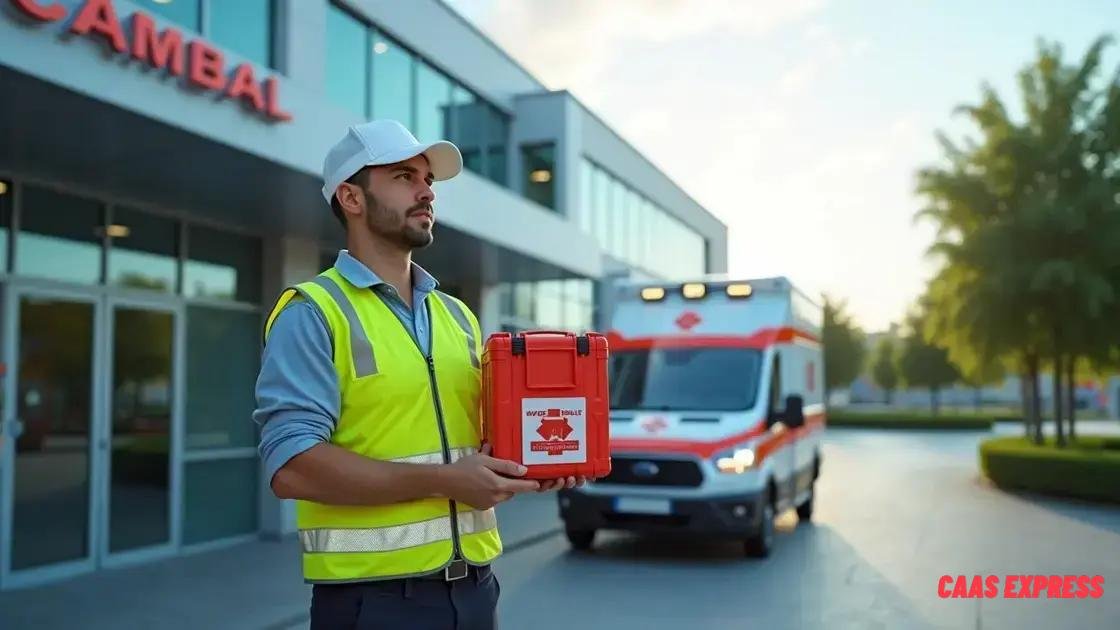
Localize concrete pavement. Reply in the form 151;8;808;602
2;427;1117;629
495;429;1120;630
0;491;562;630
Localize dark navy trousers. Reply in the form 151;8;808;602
309;567;500;630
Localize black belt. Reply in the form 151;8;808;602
417;559;490;582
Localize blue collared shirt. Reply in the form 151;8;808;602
253;250;439;482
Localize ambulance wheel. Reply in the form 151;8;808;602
745;488;775;558
565;528;596;551
796;486;814;522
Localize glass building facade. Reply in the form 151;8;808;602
0;0;725;589
579;159;707;279
325;3;510;187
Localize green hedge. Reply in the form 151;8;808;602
827;410;994;430
979;436;1120;503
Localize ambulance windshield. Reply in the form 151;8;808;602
609;347;762;411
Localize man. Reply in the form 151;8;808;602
254;120;585;629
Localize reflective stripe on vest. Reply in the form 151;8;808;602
309;276;378;377
389;446;477;466
435;291;480;369
300;508;498;553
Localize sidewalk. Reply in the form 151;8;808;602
0;492;562;630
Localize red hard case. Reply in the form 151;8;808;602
481;331;611;480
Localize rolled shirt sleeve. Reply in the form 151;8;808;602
253;300;340;483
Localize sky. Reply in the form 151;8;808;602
443;0;1118;332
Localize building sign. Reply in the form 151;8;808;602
9;0;292;122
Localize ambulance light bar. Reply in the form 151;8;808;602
726;283;753;298
681;283;707;299
640;287;666;301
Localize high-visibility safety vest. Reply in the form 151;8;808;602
263;268;502;583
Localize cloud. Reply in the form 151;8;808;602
454;0;827;91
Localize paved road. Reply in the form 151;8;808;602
2;427;1117;629
495;428;1120;630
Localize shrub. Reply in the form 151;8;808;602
979;436;1120;503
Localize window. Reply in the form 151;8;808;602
534;280;563;329
136;0;201;31
136;1;274;68
768;354;782;423
371;30;414;126
563;279;593;332
323;5;511;188
449;85;477;156
107;207;178;293
183;226;261;303
624;189;640;264
415;62;452;142
522;143;556;211
487;143;507;186
208;0;273;67
513;283;534;321
17;186;103;285
639;199;654;273
610;181;626;259
610;348;763;411
484;106;509;186
593;167;609;246
578;160;593;233
325;4;368;115
183;458;258;545
185;307;261;449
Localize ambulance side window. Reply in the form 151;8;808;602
767;353;782;425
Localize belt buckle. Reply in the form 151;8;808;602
444;559;469;582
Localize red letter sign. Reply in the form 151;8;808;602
226;63;265;112
130;12;184;76
69;0;127;54
188;41;226;91
12;0;67;21
263;77;293;122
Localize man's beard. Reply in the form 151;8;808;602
363;190;434;249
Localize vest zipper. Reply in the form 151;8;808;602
417;299;464;562
425;354;464;561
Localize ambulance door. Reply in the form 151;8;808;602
763;352;795;512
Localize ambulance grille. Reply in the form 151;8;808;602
602;457;703;487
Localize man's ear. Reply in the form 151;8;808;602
335;183;363;216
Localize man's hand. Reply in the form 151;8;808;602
437;444;541;509
537;476;589;492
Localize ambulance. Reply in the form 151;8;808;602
558;277;826;557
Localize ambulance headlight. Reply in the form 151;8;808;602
714;447;756;474
681;283;706;299
641;287;666;301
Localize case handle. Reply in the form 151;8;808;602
511;330;591;356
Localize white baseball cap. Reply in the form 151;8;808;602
321;119;463;205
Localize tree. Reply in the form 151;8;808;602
871;337;900;404
916;35;1120;443
899;307;961;415
822;296;866;403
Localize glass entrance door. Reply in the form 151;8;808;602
1;290;101;585
103;301;179;562
0;288;182;585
